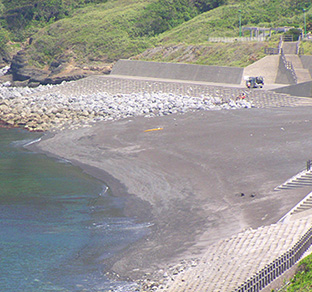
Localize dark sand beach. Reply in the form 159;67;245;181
33;106;312;283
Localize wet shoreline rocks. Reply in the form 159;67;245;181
0;79;253;132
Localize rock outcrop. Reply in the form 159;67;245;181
6;49;112;87
0;47;11;68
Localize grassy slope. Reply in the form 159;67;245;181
27;0;154;67
133;41;269;67
140;0;312;66
275;253;312;291
17;0;312;70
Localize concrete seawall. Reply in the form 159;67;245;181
272;80;312;98
111;60;244;84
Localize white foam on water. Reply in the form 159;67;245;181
11;137;42;147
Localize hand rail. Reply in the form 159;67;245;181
280;49;297;84
234;226;312;292
264;48;279;55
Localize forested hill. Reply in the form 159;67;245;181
0;0;311;85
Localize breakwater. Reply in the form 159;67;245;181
0;76;252;132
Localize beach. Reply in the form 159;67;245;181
1;73;311;290
33;104;312;289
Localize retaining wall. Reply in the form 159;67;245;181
272;81;312;98
275;56;296;85
300;55;312;76
234;227;312;292
111;60;244;84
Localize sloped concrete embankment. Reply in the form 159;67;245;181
273;81;312;98
150;216;312;292
111;60;244;84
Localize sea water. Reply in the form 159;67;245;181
0;128;148;291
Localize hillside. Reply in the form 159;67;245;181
0;0;311;85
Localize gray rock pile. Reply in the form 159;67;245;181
0;81;253;132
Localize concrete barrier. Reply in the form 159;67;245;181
272;81;312;98
275;56;297;85
300;56;312;76
111;60;244;84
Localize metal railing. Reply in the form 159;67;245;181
280;49;297;84
264;47;279;55
298;47;304;55
282;35;294;42
296;39;302;55
234;226;312;292
208;36;267;43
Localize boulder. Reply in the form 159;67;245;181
7;49;111;87
9;50;49;83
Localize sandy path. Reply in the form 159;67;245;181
34;106;312;282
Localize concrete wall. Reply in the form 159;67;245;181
111;60;244;84
275;56;296;85
300;55;312;76
272;81;312;98
242;55;279;85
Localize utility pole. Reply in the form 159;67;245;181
239;10;242;37
303;8;307;39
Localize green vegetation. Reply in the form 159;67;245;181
134;0;225;36
301;41;312;54
275;253;312;291
0;0;311;70
134;41;269;67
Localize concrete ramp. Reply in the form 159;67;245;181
242;55;280;85
111;60;244;84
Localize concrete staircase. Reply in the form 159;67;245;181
282;42;311;84
282;42;297;54
274;169;312;191
285;55;311;83
242;42;311;86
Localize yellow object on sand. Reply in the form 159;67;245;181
144;127;163;132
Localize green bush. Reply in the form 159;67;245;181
0;28;9;47
284;28;302;41
285;253;312;292
133;0;225;37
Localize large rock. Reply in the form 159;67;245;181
9;50;49;82
7;49;111;87
0;48;11;68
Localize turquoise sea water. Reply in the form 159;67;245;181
0;128;148;291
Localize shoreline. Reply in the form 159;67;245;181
6;75;312;290
30;106;312;290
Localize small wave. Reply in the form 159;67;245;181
90;220;153;231
10;137;42;147
24;137;42;146
56;158;71;164
119;222;154;231
110;283;139;292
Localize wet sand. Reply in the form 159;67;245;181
33;106;312;283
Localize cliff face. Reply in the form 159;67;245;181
6;49;112;86
0;48;10;68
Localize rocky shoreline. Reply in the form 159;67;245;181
0;78;253;132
